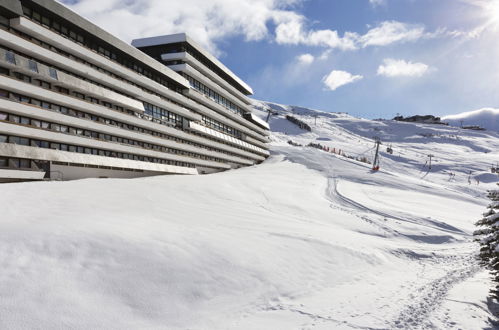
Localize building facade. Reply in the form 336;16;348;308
0;0;269;182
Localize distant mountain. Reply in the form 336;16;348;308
442;108;499;131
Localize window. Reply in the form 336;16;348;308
52;21;60;32
28;60;38;73
19;159;30;168
20;117;30;125
56;86;69;95
8;115;20;123
10;158;20;168
14;72;30;83
0;135;6;143
49;68;58;80
72;92;85;99
0;157;6;167
5;51;15;65
9;136;29;145
0;112;6;121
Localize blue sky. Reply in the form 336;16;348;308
60;0;499;118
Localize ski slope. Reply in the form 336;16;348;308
0;101;498;329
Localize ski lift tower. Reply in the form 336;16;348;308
372;137;381;171
265;109;273;122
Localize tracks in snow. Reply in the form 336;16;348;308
324;174;480;329
391;255;480;329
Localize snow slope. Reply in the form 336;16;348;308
442;108;499;132
0;101;498;329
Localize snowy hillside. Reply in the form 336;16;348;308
442;108;499;132
1;101;499;329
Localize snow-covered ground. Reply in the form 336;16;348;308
1;101;498;329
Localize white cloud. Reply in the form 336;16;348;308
58;1;446;56
377;58;430;77
360;21;425;47
274;14;358;50
322;70;363;91
369;0;386;7
58;0;304;55
275;19;429;50
296;53;314;65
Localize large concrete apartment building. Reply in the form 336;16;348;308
0;0;269;182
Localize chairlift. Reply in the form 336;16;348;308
386;144;393;155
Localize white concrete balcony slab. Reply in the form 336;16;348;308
133;33;253;95
0;99;256;166
0;168;46;180
183;89;269;143
11;17;190;90
168;62;252;112
0;27;201;122
0;122;231;170
186;121;269;156
0;75;264;161
162;52;252;106
0;143;198;175
246;113;270;131
0;47;145;113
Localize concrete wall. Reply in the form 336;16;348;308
50;164;170;180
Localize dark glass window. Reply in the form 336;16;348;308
28;60;38;73
0;135;6;143
10;158;20;168
9;136;29;145
49;68;58;80
0;157;6;167
5;51;15;64
19;159;30;168
32;11;41;23
8;115;20;123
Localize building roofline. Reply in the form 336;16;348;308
132;33;254;96
26;0;190;89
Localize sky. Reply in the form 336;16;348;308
58;0;499;119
